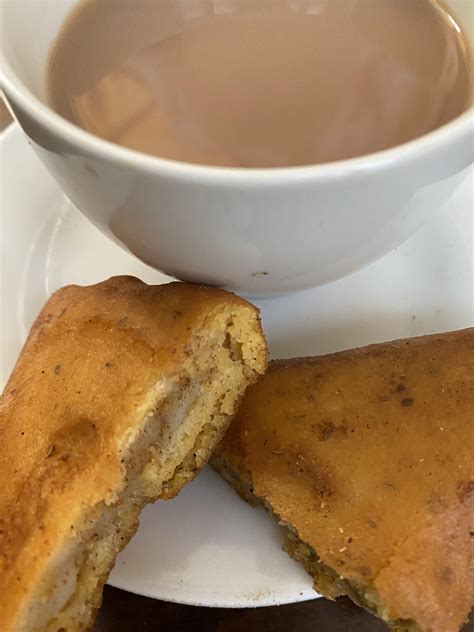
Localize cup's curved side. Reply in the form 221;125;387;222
4;85;472;295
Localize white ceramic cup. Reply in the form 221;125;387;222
1;0;473;296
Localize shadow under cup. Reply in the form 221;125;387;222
1;0;473;296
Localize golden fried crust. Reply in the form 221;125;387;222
215;329;474;632
0;276;265;630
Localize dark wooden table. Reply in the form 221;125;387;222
93;586;474;632
94;588;383;631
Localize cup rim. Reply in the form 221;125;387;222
1;54;473;185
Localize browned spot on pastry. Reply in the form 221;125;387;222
317;420;336;441
286;453;334;498
457;480;474;503
355;565;371;578
439;566;453;582
315;420;348;442
427;493;447;514
311;419;347;441
50;418;99;462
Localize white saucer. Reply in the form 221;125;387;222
1;124;473;608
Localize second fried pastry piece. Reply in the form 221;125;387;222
213;329;474;632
